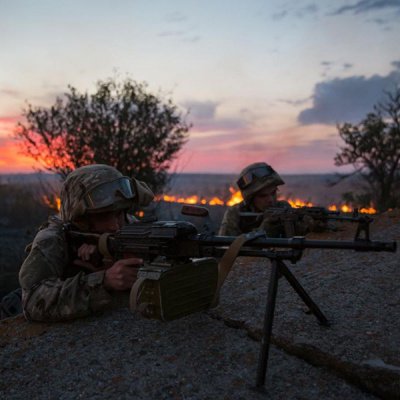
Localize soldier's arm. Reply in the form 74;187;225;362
260;201;293;237
218;207;242;236
19;236;112;322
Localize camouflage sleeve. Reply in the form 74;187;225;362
218;206;242;236
259;215;287;238
302;215;329;233
260;201;292;237
19;229;112;322
277;200;328;233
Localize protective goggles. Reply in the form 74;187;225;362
237;165;276;190
83;177;135;210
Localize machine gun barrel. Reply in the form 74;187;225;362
198;234;396;253
67;220;396;266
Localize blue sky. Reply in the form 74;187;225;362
0;0;399;173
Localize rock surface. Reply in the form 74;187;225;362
1;211;399;399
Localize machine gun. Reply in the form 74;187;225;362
65;205;396;390
240;206;373;237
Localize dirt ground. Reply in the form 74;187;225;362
1;211;399;399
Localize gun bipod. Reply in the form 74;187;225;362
251;251;331;390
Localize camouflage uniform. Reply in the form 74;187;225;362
219;200;291;237
219;162;291;237
19;165;154;322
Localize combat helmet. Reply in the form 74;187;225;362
237;162;284;205
60;164;154;222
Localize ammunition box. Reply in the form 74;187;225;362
135;257;219;321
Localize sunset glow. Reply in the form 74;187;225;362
1;2;398;175
0;141;38;172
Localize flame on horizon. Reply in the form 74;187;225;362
287;199;313;208
43;186;378;215
155;187;377;214
43;195;61;211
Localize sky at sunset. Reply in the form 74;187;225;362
1;0;399;174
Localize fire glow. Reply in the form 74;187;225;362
43;187;377;214
155;187;377;214
43;195;61;210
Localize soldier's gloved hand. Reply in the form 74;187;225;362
303;216;327;233
77;243;97;261
292;219;309;236
103;258;143;291
259;215;283;237
74;243;104;269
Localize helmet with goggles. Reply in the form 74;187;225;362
237;162;284;205
60;164;154;222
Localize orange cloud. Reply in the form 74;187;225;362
0;117;39;173
0;140;39;172
0;116;20;137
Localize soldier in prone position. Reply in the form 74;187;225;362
18;164;154;322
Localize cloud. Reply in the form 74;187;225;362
188;131;248;149
30;91;64;105
227;135;335;153
392;60;400;69
272;10;288;20
158;26;200;43
184;101;219;120
278;97;312;106
0;140;37;172
228;141;270;152
182;100;250;133
0;116;20;123
332;0;400;15
319;61;354;76
0;116;21;138
0;89;21;98
158;30;186;37
271;3;318;21
165;12;187;22
208;134;340;173
271;3;319;20
298;69;400;125
192;118;249;133
183;35;201;43
371;17;390;23
296;4;318;17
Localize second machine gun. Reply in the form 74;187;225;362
240;205;374;237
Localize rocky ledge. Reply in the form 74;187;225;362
1;211;399;399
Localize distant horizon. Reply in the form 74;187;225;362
0;170;354;177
